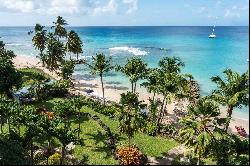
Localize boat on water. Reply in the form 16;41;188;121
209;25;216;38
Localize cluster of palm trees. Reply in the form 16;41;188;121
31;16;83;79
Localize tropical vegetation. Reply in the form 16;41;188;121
0;16;249;165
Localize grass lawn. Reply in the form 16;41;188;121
4;97;179;165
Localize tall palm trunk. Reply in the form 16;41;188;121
78;112;81;138
100;74;105;105
134;82;137;93
7;118;11;133
197;153;200;165
157;96;166;132
131;82;134;93
225;106;233;131
0;117;3;134
31;139;34;165
152;92;156;103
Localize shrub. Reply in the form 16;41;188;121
160;124;178;138
144;121;157;136
116;146;147;165
48;153;61;165
60;60;75;80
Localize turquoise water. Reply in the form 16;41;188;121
0;26;249;119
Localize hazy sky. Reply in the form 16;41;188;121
0;0;249;26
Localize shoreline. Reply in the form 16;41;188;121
13;55;249;134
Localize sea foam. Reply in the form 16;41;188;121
109;46;148;56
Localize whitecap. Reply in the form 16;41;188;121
5;43;23;46
109;46;148;56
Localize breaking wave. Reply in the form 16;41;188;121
109;46;148;56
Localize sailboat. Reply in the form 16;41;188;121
209;25;216;38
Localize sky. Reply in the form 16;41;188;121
0;0;249;26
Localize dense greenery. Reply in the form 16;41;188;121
85;53;113;105
0;43;22;98
0;16;249;165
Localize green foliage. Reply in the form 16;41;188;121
0;50;22;98
31;17;81;76
53;100;76;119
117;57;147;92
32;24;47;57
144;121;157;136
141;68;160;95
44;33;65;71
179;97;225;165
0;43;16;59
210;69;249;130
0;134;29;165
208;132;249;165
48;153;61;165
60;60;75;80
19;68;50;87
66;30;83;59
31;80;70;100
52;16;68;38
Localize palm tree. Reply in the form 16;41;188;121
156;57;189;131
55;121;78;165
179;98;224;165
86;53;113;105
32;24;47;64
211;69;249;131
52;16;68;39
44;33;66;72
117;57;147;93
119;92;144;147
66;30;83;60
141;68;160;102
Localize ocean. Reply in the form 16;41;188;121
0;26;249;119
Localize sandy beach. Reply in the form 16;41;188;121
13;55;249;134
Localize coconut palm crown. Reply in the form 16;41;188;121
211;69;249;131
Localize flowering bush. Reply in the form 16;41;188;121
48;153;61;165
116;146;146;165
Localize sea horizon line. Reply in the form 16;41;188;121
0;25;249;28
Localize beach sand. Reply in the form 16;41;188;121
13;55;249;135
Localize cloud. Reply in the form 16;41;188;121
0;0;139;15
92;0;118;16
0;0;35;13
123;0;138;14
224;9;240;18
197;7;207;14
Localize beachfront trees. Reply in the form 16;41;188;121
179;98;224;165
119;92;140;147
66;30;83;60
31;17;82;79
86;53;113;105
0;50;22;98
117;57;147;93
61;60;75;81
141;68;160;102
52;16;68;39
32;24;47;64
156;57;189;131
211;69;249;131
44;33;65;72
